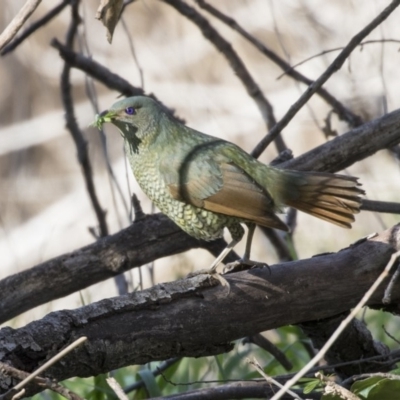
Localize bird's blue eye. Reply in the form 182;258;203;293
125;107;135;115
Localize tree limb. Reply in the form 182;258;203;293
0;224;399;397
0;214;234;324
251;0;400;157
0;0;42;51
1;108;399;323
280;107;400;172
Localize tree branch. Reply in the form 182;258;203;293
1;0;70;56
0;214;234;324
0;224;399;397
251;0;400;158
0;0;42;51
59;1;109;239
161;0;287;153
194;0;363;128
1;108;399;323
279;107;400;172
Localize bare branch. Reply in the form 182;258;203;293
152;381;312;400
1;0;70;56
194;0;363;128
270;248;400;400
279;107;400;172
0;0;42;51
277;39;400;80
0;225;399;397
361;200;400;214
0;107;399;322
0;214;235;324
161;0;286;153
58;2;109;238
251;0;400;158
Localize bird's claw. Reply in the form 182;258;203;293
223;259;270;274
186;268;230;293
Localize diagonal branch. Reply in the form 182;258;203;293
0;0;42;51
279;107;400;172
251;0;400;158
161;0;286;153
194;0;363;128
1;0;70;56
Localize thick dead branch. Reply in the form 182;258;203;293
280;107;400;172
150;382;316;400
0;214;234;324
0;109;399;323
300;315;392;378
0;225;399;397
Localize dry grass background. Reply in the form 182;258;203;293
0;0;399;326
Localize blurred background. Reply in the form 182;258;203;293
1;0;399;326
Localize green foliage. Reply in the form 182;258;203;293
351;374;400;400
299;377;323;394
31;321;399;400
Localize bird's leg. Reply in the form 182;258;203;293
208;238;239;273
224;223;269;273
186;238;239;280
243;222;256;261
186;225;243;289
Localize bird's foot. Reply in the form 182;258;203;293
223;258;270;274
186;267;230;289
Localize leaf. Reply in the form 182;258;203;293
300;378;321;394
95;0;124;43
366;378;400;400
351;376;385;398
157;358;182;391
137;369;162;398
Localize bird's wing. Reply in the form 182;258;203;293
165;142;288;231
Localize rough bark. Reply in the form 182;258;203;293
0;224;399;396
1;108;400;324
0;214;234;324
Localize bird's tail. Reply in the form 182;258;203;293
269;170;365;228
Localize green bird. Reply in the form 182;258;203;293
95;96;364;273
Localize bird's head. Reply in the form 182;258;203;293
93;96;164;151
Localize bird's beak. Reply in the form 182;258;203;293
92;109;117;129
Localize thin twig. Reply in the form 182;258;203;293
120;16;144;88
0;0;42;50
0;337;87;400
195;0;363;128
1;0;70;55
361;199;400;214
270;249;400;400
382;261;400;304
124;358;181;393
54;0;109;237
316;372;361;400
162;0;287;153
51;40;185;122
278;39;400;80
247;358;302;400
342;371;400;387
251;0;400;159
107;377;129;400
244;334;293;371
